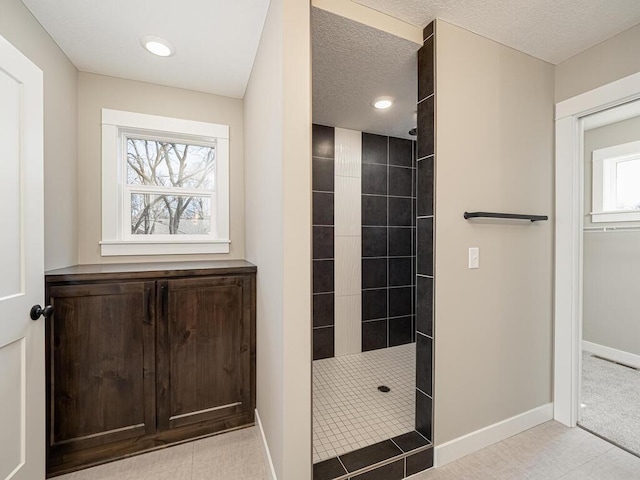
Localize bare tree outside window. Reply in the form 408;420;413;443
126;138;216;235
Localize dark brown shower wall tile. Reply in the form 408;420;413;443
417;157;434;217
313;327;334;360
313;124;334;158
350;459;404;480
423;21;434;41
313;226;334;260
313;293;334;327
418;36;434;101
362;288;387;321
416;334;433;396
313;192;334;226
388;227;412;257
339;439;402;473
362;163;388;195
389;137;413;167
417;96;434;159
362;195;387;226
416;390;433;441
389;197;412;227
362;133;388;164
389;316;413;347
389;257;413;287
362;227;387;257
388;166;413;197
313;457;347;480
406;448;434;476
362;319;387;351
391;431;430;453
417;217;433;276
389;287;412;318
362;258;387;289
313;157;335;192
313;260;334;294
416;276;433;336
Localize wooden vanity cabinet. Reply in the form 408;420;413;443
45;261;256;477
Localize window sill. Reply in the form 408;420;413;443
100;240;231;256
591;211;640;223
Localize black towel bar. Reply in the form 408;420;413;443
463;211;548;222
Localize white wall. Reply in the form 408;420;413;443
435;20;554;444
0;0;78;270
555;23;640;102
77;72;245;264
583;117;640;356
244;0;312;478
334;128;362;357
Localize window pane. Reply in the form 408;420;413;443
131;194;211;235
127;138;216;189
615;158;640;210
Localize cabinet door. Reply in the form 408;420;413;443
157;275;253;431
47;281;156;461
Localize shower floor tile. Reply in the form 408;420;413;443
313;343;415;463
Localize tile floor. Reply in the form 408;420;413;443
56;420;640;480
56;427;267;480
413;421;640;480
313;343;416;463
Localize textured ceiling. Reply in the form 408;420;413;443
353;0;640;64
312;8;418;139
21;0;270;98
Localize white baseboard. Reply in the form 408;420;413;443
256;409;278;480
582;340;640;369
434;403;553;467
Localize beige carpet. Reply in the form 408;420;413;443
580;352;640;456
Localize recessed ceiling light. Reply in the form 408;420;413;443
373;97;394;110
141;35;175;57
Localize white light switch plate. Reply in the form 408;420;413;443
469;247;479;269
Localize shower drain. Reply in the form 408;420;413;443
377;385;391;393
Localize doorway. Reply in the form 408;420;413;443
554;73;640;451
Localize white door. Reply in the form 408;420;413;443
0;34;45;480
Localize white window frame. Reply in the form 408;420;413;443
591;139;640;223
101;109;230;256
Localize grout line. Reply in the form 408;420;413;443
417;215;434;219
386;136;390;349
417;93;435;105
416;274;433;279
312;189;335;194
313;325;334;330
414;430;432;444
416;331;433;339
362;193;415;199
417;154;435;162
416;387;432;399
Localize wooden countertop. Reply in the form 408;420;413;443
46;260;257;282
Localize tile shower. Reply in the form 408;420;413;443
312;21;435;480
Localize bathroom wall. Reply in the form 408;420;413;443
0;0;78;270
583;117;640;357
77;72;246;264
434;19;554;445
555;22;640;102
415;21;435;445
312;124;416;360
361;133;416;351
244;0;312;477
